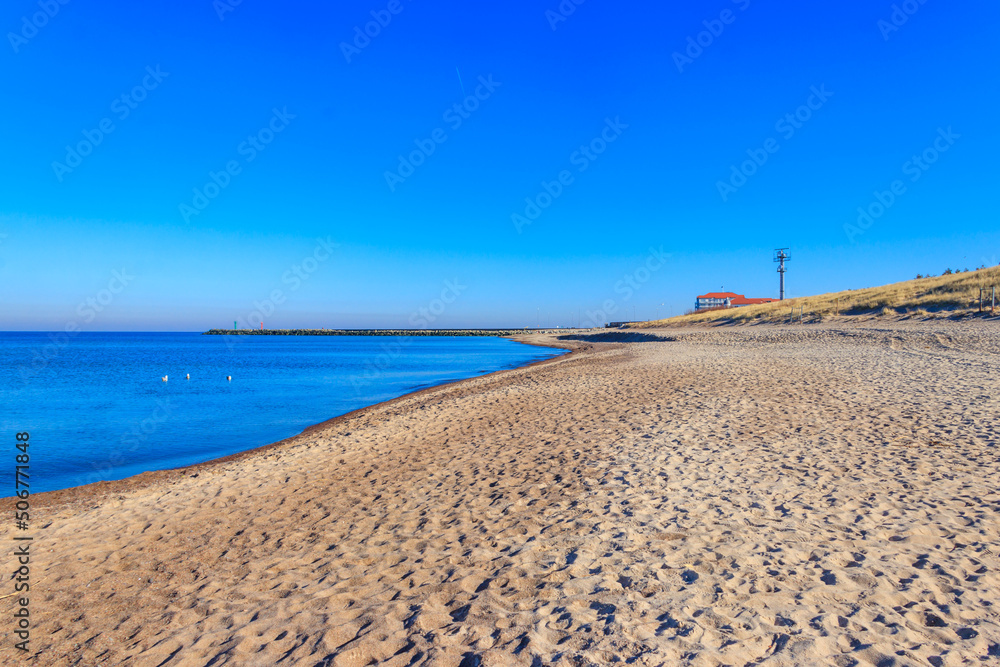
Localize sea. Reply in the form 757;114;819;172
0;332;564;495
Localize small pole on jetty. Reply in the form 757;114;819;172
234;320;237;331
993;286;996;314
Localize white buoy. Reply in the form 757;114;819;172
162;375;168;382
186;374;190;380
227;376;232;381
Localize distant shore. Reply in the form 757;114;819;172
204;328;575;336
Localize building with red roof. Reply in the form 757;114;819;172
695;292;777;311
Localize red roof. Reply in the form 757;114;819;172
730;296;777;305
697;292;742;299
697;292;777;305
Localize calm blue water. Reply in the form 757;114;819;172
0;333;563;495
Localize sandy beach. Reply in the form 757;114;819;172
5;322;999;666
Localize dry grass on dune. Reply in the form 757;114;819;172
635;265;1000;327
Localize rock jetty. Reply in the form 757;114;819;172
203;329;569;337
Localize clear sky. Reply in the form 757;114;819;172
1;0;997;330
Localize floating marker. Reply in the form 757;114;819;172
227;375;232;381
186;374;190;380
162;375;168;382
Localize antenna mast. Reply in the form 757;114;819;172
774;248;791;300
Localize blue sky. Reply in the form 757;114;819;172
1;0;997;330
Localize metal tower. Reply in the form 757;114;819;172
774;248;791;300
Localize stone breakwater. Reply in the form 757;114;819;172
203;329;572;337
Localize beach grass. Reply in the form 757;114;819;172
633;265;1000;327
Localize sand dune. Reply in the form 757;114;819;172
635;265;1000;326
4;322;999;665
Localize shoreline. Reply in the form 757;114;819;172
9;321;998;665
29;334;584;510
203;328;575;336
27;319;992;509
